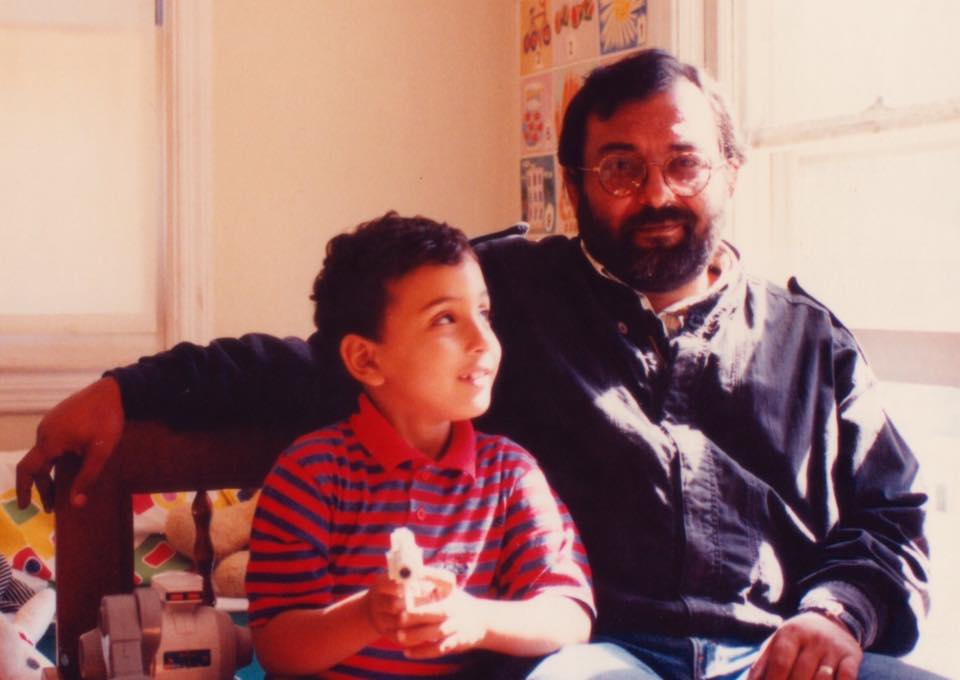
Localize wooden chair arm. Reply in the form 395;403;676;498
51;421;298;680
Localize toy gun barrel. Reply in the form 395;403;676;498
387;528;424;583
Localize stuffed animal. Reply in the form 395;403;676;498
164;491;259;598
0;554;55;680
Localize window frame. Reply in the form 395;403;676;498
706;0;960;387
0;0;213;412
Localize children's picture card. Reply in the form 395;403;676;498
520;155;558;235
598;0;648;55
553;0;600;66
521;0;554;75
521;73;555;155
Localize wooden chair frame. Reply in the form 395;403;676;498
50;421;300;679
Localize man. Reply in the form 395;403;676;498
18;50;936;679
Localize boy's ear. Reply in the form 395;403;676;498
339;334;385;387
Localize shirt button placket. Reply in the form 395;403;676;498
410;465;429;524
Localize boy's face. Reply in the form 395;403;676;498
358;256;501;443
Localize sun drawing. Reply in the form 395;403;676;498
600;0;641;52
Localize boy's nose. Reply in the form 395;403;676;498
466;318;497;354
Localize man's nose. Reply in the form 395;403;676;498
637;165;675;208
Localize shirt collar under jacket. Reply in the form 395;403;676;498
580;239;738;337
349;393;478;478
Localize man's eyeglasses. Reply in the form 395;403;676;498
579;151;714;198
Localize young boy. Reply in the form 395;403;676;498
246;212;594;678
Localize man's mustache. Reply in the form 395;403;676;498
622;206;696;233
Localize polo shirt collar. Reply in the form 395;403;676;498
350;394;477;478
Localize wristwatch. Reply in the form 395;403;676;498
802;601;862;644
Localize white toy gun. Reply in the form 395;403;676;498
386;527;425;609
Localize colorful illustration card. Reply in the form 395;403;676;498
555;163;579;235
598;0;647;55
553;62;594;142
521;0;555;74
553;0;600;66
520;155;558;235
552;63;596;235
521;73;556;155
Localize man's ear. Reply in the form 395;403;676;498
339;334;384;387
563;168;582;213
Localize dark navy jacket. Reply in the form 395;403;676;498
111;233;929;654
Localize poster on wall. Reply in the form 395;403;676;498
520;155;557;235
598;0;647;55
521;73;555;155
555;167;578;235
520;0;554;74
518;0;649;236
553;0;599;66
552;62;594;234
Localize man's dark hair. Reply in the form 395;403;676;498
311;211;473;351
557;49;746;187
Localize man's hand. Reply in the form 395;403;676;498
16;377;124;510
748;611;863;680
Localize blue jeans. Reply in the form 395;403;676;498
521;634;948;680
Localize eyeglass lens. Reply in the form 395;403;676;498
598;153;711;197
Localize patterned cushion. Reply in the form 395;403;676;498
0;450;246;584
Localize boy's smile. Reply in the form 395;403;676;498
350;257;501;458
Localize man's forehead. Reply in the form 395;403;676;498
584;80;720;155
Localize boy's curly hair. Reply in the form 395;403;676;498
311;211;473;351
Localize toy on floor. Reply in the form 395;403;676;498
0;554;55;680
164;491;259;599
79;571;252;680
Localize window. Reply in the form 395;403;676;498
715;3;960;672
0;0;212;412
727;0;960;387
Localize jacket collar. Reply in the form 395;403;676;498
579;238;744;337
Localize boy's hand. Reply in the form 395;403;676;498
394;568;488;658
365;571;444;637
16;377;124;511
365;573;406;636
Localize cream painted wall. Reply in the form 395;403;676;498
212;0;520;340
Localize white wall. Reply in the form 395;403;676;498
211;0;520;340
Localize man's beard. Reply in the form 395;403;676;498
577;199;720;293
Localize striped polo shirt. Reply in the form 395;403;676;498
247;395;594;678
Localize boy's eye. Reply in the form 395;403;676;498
432;313;455;326
480;307;492;322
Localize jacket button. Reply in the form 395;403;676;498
416;507;426;521
617;321;629;335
